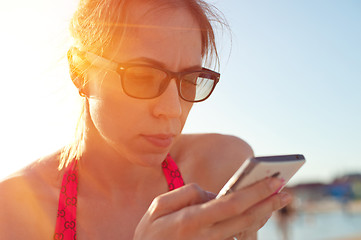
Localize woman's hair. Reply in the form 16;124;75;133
59;0;228;170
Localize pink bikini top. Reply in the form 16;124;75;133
53;154;184;240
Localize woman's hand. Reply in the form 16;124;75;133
134;178;291;240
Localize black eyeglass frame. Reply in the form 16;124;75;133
71;47;220;103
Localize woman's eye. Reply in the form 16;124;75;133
128;73;152;79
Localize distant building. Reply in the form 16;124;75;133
332;173;361;200
290;173;361;202
290;182;328;201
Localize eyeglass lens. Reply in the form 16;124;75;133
122;66;215;101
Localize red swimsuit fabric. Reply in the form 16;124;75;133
53;154;184;240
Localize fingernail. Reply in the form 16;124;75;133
280;192;292;204
274;184;285;194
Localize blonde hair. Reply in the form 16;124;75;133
59;0;228;170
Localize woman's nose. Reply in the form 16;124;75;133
152;79;182;118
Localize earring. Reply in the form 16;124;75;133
78;88;87;97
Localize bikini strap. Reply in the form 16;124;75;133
54;160;78;240
162;154;185;190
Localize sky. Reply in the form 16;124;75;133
0;0;360;186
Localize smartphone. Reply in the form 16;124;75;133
216;154;305;198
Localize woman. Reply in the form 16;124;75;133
0;0;291;239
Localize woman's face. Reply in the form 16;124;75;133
86;4;202;166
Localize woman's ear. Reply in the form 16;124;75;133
68;48;89;97
70;70;88;97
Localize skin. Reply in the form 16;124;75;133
0;3;292;240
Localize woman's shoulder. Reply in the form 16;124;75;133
0;151;62;239
0;151;63;196
172;133;254;192
173;133;253;160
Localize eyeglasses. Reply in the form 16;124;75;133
71;48;220;102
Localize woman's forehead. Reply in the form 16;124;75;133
106;2;202;66
126;1;201;34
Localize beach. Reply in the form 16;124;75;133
334;236;361;240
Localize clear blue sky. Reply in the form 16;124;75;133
1;0;360;185
184;0;361;184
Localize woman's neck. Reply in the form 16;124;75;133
77;124;167;201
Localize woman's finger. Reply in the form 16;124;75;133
146;183;211;221
135;184;214;240
211;191;292;239
195;177;284;226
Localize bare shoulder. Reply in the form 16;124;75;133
171;133;254;193
0;151;62;239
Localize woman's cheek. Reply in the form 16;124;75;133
180;102;193;130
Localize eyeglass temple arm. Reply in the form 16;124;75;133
82;50;119;72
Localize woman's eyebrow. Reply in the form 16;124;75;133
127;57;202;71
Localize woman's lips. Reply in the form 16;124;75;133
142;134;174;148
